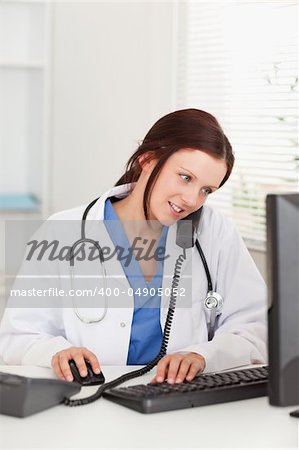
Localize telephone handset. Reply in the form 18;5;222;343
176;207;202;249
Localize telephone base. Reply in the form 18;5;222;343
0;372;81;417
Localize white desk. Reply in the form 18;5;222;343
0;365;298;449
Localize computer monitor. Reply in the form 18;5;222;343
266;192;299;406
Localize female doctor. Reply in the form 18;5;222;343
0;109;267;384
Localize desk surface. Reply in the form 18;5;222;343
0;365;298;449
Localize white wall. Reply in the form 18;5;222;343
50;1;175;213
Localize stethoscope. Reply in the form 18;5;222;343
69;197;223;340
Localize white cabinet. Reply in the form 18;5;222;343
0;1;52;299
0;1;52;218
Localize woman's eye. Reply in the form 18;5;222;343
180;174;191;182
202;188;212;196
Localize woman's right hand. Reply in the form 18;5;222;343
51;347;101;382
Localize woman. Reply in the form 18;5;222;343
0;109;267;384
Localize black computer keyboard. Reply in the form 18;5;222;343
103;366;268;414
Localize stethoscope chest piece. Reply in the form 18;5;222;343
204;291;223;341
204;291;223;312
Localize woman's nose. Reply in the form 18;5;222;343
181;190;201;210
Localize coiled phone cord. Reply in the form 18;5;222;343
64;249;186;406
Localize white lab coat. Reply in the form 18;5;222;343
0;184;267;373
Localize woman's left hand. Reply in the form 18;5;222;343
151;352;206;384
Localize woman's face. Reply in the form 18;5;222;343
148;148;227;225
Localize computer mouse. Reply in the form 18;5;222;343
68;359;105;386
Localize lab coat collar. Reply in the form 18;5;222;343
86;183;135;221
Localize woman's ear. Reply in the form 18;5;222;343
138;152;157;172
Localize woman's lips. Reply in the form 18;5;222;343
168;201;184;217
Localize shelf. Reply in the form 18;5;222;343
0;194;40;213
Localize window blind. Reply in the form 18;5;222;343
176;0;298;250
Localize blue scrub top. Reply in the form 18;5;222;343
104;198;168;364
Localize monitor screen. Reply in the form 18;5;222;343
266;192;299;406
